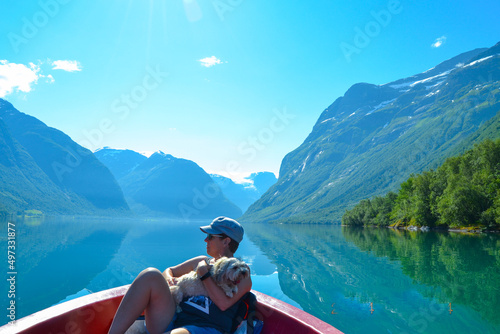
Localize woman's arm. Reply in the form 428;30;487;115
163;255;207;284
196;260;252;311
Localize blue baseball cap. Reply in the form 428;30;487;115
200;216;244;243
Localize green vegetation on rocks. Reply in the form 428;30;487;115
342;139;500;229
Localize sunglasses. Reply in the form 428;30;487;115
207;234;224;240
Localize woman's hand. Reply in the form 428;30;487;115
164;255;208;285
195;259;211;277
162;268;178;286
166;276;178;286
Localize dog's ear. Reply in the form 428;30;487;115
212;257;231;284
211;258;222;283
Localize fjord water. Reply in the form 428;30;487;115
1;218;499;333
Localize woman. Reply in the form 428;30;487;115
108;217;252;334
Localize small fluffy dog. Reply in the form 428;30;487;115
170;257;250;305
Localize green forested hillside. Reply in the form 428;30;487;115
450;105;500;157
342;139;500;228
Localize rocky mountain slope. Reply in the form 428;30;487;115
243;42;500;223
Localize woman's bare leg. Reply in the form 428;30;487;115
108;268;176;334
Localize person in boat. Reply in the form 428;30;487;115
108;216;252;334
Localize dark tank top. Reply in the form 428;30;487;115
174;295;240;333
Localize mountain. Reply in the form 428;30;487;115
242;42;500;223
0;99;130;215
0;117;79;214
94;147;147;180
247;172;278;196
210;174;258;213
210;172;277;213
98;149;242;219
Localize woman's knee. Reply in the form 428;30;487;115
140;267;163;276
136;268;166;285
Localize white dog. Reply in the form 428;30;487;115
170;257;250;305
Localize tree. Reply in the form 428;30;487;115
437;184;488;227
343;139;500;228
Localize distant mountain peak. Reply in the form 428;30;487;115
210;171;277;213
94;147;148;180
149;150;174;160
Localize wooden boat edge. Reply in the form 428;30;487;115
0;285;344;334
251;290;344;334
0;285;129;333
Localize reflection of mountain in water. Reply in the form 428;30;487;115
342;227;500;324
244;223;499;334
0;217;130;321
85;219;211;293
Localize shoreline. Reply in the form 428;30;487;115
342;224;500;234
388;225;500;234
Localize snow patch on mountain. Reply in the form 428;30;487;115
388;81;413;90
300;154;311;172
410;70;452;87
321;117;336;124
463;55;497;68
426;90;440;98
366;98;397;115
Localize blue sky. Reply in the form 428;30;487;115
1;0;499;181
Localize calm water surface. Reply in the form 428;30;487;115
1;217;499;334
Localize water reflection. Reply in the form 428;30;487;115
244;223;500;334
1;217;131;319
2;217;499;333
342;227;500;325
0;217;285;324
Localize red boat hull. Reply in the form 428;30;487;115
1;286;343;334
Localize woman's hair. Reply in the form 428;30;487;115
221;234;239;253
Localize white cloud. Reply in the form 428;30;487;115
52;60;82;72
0;59;80;98
0;60;42;98
198;56;226;68
431;36;447;48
